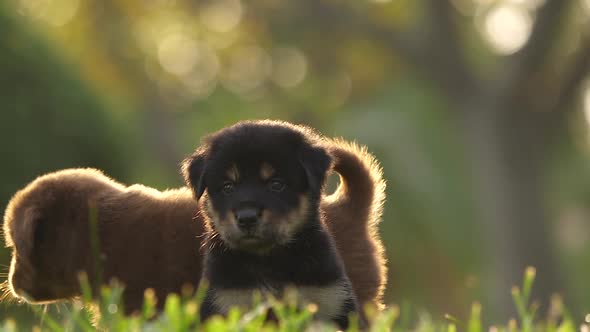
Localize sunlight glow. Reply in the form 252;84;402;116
583;84;590;127
18;0;49;19
18;0;80;27
200;0;243;33
583;0;590;14
135;13;195;56
222;46;271;96
107;304;118;314
473;0;494;5
142;0;176;6
481;4;532;55
158;33;199;76
271;47;308;89
180;44;220;98
506;0;545;9
203;30;240;50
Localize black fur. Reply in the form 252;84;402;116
182;120;359;328
181;148;207;200
204;224;341;288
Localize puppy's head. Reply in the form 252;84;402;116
182;120;332;253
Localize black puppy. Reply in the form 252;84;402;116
181;120;359;328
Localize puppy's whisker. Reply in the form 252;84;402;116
196;233;209;239
200;229;220;250
0;281;14;303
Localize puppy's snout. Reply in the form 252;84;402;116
235;207;261;231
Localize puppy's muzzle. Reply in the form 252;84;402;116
234;207;261;232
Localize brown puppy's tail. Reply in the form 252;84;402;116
323;138;386;233
320;138;387;309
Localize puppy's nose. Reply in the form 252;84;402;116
235;207;260;231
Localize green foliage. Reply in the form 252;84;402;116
0;5;139;322
0;269;584;332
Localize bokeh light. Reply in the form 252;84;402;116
200;0;243;33
135;12;194;55
18;0;80;27
583;82;590;127
17;0;49;19
158;33;200;76
479;3;533;55
507;0;545;9
203;30;240;50
180;44;220;98
473;0;495;6
107;303;118;314
142;0;176;6
221;45;271;97
271;47;308;89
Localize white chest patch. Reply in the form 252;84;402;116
296;282;351;320
213;281;350;320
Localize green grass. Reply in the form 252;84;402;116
0;268;586;332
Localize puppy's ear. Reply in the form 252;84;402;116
5;207;41;259
299;145;332;192
181;149;208;200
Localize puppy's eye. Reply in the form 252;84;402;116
268;178;285;192
222;181;235;195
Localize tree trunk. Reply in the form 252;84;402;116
457;100;562;320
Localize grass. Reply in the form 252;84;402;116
1;267;587;332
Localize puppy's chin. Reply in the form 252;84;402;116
233;235;275;254
215;225;278;254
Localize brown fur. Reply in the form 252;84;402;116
2;169;202;312
321;138;387;309
259;162;275;181
226;164;239;183
2;140;386;312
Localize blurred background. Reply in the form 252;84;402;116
1;0;590;326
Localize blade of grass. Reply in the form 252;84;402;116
521;267;536;306
467;302;482;332
31;306;64;332
78;272;93;303
88;200;103;288
511;286;527;321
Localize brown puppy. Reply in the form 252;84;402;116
2;169;202;312
2;139;386;314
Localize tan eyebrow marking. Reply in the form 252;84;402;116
260;162;275;181
226;164;239;182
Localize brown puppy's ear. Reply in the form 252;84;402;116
299;145;333;193
7;207;41;259
181;148;208;200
